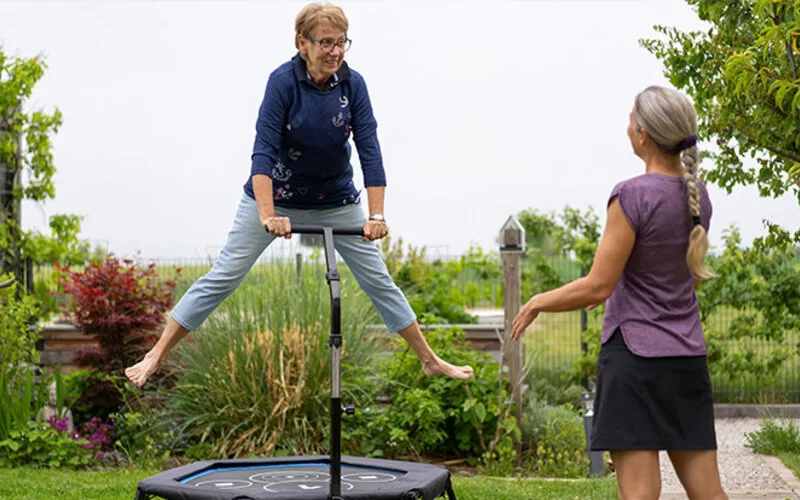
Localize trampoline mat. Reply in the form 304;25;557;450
136;455;453;500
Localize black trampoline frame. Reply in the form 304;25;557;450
135;455;456;500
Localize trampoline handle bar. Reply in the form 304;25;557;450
289;225;364;236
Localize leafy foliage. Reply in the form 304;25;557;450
515;206;605;385
0;367;35;441
57;256;178;426
0;275;40;372
746;418;800;454
64;370;131;426
698;226;800;378
58;255;178;372
516;206;601;300
0;420;92;468
170;259;382;459
522;400;590;478
111;410;174;468
347;327;519;470
380;235;480;324
641;0;800;245
0;46;88;302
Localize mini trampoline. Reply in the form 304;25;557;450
134;225;457;500
134;455;454;500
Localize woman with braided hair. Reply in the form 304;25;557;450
511;85;726;499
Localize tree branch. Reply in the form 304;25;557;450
731;116;800;164
758;142;800;164
739;130;800;164
786;40;799;79
773;12;799;80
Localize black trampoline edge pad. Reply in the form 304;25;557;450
136;455;452;500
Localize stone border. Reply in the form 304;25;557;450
715;405;800;419
760;455;800;500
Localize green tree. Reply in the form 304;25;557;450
515;206;601;300
641;0;800;246
0;47;88;299
698;226;800;381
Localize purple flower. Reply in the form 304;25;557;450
47;415;70;433
79;417;115;453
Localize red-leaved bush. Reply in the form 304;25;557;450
59;255;179;372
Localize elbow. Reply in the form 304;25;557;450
585;276;614;305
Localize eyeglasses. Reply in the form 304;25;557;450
308;35;352;52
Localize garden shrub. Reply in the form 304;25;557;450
63;369;130;426
0;277;40;373
351;327;518;466
111;410;174;468
522;397;589;478
525;367;586;409
58;255;178;372
58;255;179;421
745;419;800;455
379;236;478;324
170;259;381;459
0;420;92;468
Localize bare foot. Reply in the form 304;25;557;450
422;356;474;380
125;352;162;388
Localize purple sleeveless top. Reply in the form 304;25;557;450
601;173;712;357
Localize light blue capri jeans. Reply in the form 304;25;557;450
171;193;417;333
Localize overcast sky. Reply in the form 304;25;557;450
1;0;798;261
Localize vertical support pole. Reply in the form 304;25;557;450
582;392;606;476
25;256;33;295
321;227;342;500
295;252;303;279
500;217;525;459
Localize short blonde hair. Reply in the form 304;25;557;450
295;2;349;49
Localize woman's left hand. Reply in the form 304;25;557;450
511;298;540;341
362;220;388;241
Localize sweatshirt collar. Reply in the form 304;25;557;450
291;52;351;90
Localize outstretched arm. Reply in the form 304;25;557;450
511;198;636;340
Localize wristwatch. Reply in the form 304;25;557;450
369;214;386;222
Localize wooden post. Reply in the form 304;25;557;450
500;216;525;457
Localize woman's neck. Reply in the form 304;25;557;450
307;68;329;89
644;151;682;177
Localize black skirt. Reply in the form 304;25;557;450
589;329;717;451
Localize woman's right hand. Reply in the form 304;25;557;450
263;216;292;239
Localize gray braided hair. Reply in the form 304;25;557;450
634;86;714;280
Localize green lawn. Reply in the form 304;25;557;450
0;467;619;499
452;475;618;499
0;467;157;499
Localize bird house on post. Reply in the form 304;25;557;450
499;215;524;459
499;216;525;253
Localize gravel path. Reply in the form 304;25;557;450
660;418;799;498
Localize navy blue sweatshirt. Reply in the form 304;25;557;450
244;53;386;208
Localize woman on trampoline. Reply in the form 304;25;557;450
126;2;474;388
511;86;727;500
